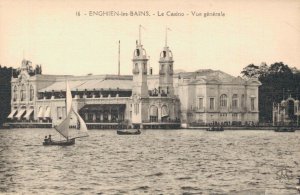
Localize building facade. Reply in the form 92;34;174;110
7;37;261;128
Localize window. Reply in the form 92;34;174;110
241;94;245;108
135;104;137;114
209;98;214;110
57;107;62;119
150;105;158;122
198;98;203;109
29;85;34;101
134;104;139;114
220;94;227;108
232;113;238;120
62;107;66;118
220;113;227;117
232;94;238;109
133;63;139;74
13;86;18;101
143;63;147;74
251;97;255;111
20;84;26;101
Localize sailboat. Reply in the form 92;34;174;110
43;82;88;146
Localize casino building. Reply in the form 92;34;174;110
6;31;261;129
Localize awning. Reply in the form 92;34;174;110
44;107;51;119
15;109;26;120
161;106;169;117
7;109;17;119
150;106;158;117
24;109;34;120
37;107;44;118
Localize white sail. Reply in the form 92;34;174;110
54;81;72;139
72;107;88;133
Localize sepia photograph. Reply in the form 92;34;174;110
0;0;300;194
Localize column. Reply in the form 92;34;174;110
100;112;103;122
108;107;111;121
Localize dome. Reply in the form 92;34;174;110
159;46;173;61
133;46;147;58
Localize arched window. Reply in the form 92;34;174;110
161;105;169;117
161;105;169;122
220;94;227;108
133;63;139;74
232;94;238;109
20;84;26;101
149;105;158;122
13;86;18;101
30;85;34;101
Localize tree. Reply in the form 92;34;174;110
241;62;300;123
269;62;292;75
241;64;260;78
258;62;269;79
0;66;16;127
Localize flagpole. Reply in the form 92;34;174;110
165;27;167;47
139;25;141;45
118;40;120;76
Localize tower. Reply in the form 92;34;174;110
131;25;149;127
159;27;174;97
132;25;149;98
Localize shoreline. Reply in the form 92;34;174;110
1;124;299;131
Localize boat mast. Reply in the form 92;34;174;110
65;79;68;140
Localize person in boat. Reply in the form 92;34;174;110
44;136;48;143
48;134;52;142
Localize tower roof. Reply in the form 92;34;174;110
133;25;147;59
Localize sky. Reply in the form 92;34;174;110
0;0;299;77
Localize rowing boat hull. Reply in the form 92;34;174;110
43;138;75;146
206;127;224;131
117;130;141;135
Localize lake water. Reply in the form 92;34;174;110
0;129;300;194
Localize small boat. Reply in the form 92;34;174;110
43;138;75;146
117;129;141;135
206;126;224;131
274;126;295;132
43;81;88;146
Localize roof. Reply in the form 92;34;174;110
39;75;133;92
38;69;259;92
176;69;260;85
